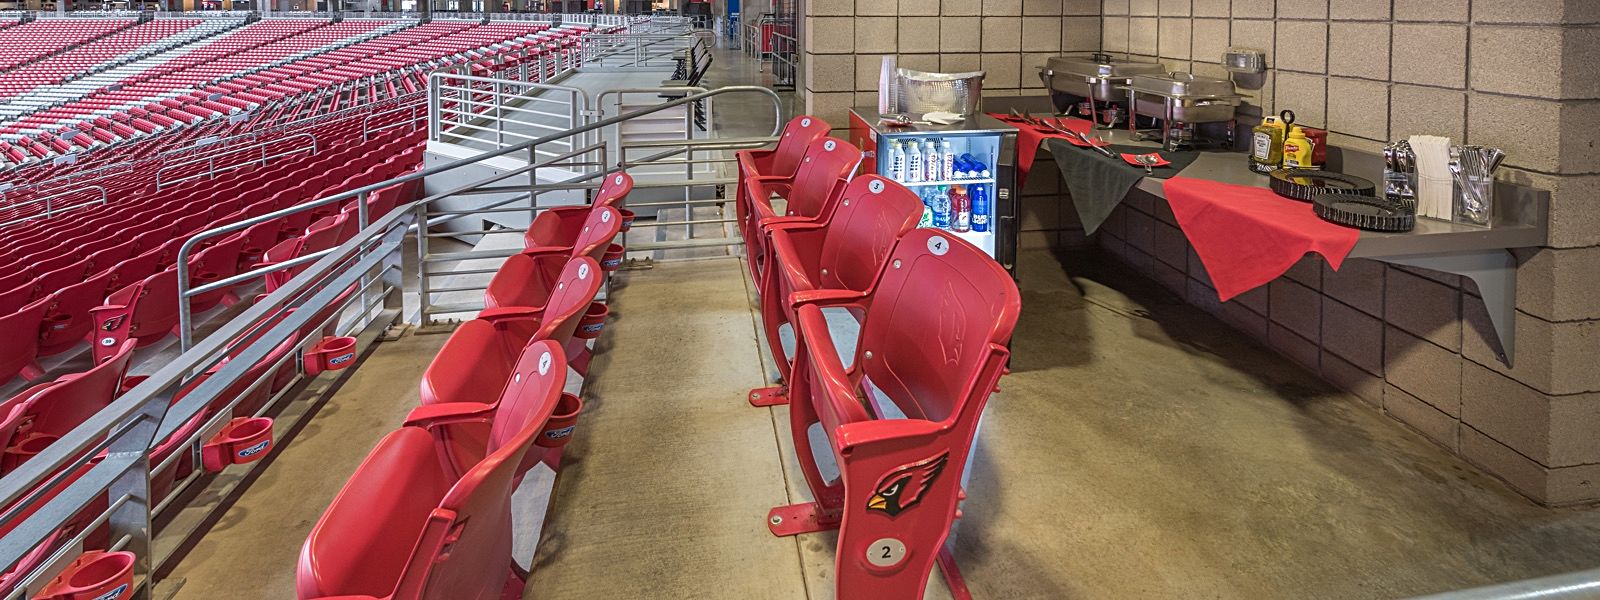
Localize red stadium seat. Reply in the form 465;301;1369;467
37;269;116;357
766;229;1019;600
736;115;829;245
296;340;567;600
483;206;620;311
420;256;601;408
89;267;181;362
749;175;923;407
0;298;50;384
188;231;249;312
518;171;632;252
741;137;861;287
0;340;135;474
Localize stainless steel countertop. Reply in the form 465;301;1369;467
850;108;1017;136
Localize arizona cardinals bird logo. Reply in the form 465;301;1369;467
866;452;950;517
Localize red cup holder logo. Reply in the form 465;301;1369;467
601;243;625;271
617;209;636;232
537;392;584;448
36;550;134;600
304;336;358;376
576;302;609;339
202;417;274;472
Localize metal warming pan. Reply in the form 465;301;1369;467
1040;53;1166;103
1126;71;1243;123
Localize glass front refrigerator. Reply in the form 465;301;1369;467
848;108;1019;278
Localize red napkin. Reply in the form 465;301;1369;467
1121;152;1169;167
988;114;1095;190
1162;176;1360;302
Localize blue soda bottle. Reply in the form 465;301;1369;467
971;184;990;232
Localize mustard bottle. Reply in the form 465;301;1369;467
1282;125;1316;168
1250;115;1287;173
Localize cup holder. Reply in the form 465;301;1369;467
303;336;357;376
617;208;636;232
4;432;61;471
576;302;609;339
36;550;135;600
600;243;625;271
201;417;274;472
537;393;584;448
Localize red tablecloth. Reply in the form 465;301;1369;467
987;113;1093;189
1163;176;1361;302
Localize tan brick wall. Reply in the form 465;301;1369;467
799;0;1102;131
1078;0;1600;506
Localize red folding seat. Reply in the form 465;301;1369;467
36;269;116;358
81;237;138;277
735;116;828;238
187;232;249;312
749;175;924;407
0;340;135;473
235;218;285;269
484;206;620;313
0;299;49;384
765;229;1019;600
741;137;862;287
297;341;566;600
420;256;601;408
88;267;181;362
517;171;632;252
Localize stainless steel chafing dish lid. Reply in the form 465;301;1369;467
1044;52;1165;81
1129;71;1240;98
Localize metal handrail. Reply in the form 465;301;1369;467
154;131;317;189
176;84;780;348
0;185;105;227
1409;569;1600;600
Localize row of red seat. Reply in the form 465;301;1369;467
0;19;203;98
0;123;425;388
297;172;634;600
0;128;427;600
0;19;590;176
737;117;1021;600
0;19;135;72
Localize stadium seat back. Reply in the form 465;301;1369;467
855;229;1019;423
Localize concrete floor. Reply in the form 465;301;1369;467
154;45;1600;600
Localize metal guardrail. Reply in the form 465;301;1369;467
415;82;783;321
769;31;796;90
0;185;107;227
428;73;591;159
579;31;703;70
1408;569;1600;600
154;132;317;189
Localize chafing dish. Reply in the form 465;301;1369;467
1040;53;1167;102
1124;72;1244;151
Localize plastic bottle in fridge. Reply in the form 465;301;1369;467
940;140;956;181
924;139;941;182
905;140;923;183
917;188;934;228
886;141;906;182
931;185;950;229
950;185;971;233
971;184;990;232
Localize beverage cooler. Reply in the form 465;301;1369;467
848;108;1020;277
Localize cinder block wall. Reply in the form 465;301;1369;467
1091;0;1600;506
798;0;1104;247
799;0;1102;129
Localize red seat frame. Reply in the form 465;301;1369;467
741;136;861;287
748;175;924;407
735;115;828;245
766;229;1020;600
298;340;567;600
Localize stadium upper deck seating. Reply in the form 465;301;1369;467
0;19;135;73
